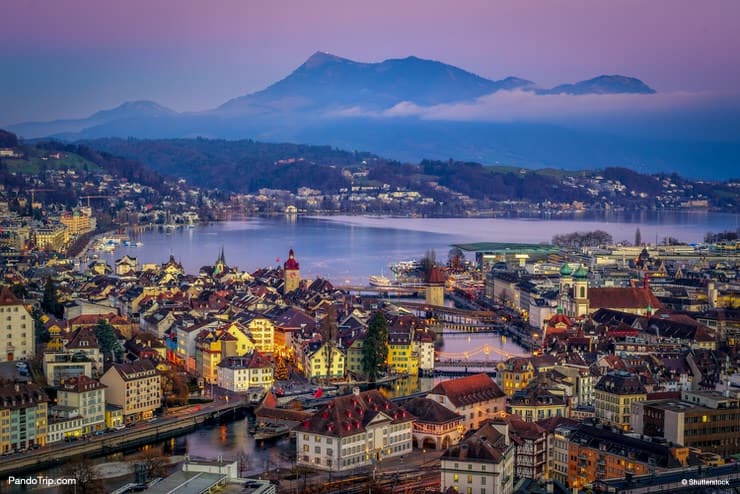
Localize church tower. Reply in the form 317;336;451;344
425;266;446;306
559;263;573;311
283;248;300;293
214;246;227;276
573;265;589;317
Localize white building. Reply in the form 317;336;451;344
294;389;413;472
440;422;515;494
56;375;106;434
427;374;507;432
216;352;274;392
0;286;34;362
413;329;436;376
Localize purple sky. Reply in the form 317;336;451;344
2;0;740;125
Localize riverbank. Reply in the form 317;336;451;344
0;400;249;478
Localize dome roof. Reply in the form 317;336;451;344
559;263;573;276
573;265;589;279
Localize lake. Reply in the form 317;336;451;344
97;212;738;284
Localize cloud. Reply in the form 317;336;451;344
326;89;740;127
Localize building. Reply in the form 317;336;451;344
99;359;161;423
34;223;67;252
60;209;94;236
302;341;345;380
217;352;274;393
386;327;419;375
508;385;568;423
43;352;94;386
493;414;548;481
497;357;536;396
403;397;464;450
553;423;688;490
631;390;740;457
0;382;48;452
425;266;445;306
427;374;507;432
294;389;413;472
55;375;106;435
440;422;515;494
0;286;34;362
594;371;647;430
283;248;300;293
239;315;276;354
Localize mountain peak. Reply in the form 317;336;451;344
91;100;177;120
544;75;656;95
301;51;352;69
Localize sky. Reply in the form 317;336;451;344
2;0;740;126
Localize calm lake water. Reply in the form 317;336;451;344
98;212;738;285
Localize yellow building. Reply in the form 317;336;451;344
594;371;647;430
303;342;345;380
34;223;68;252
60;209;93;235
345;336;365;376
195;323;256;384
387;332;419;375
240;316;275;353
496;357;535;396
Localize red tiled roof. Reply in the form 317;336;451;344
0;286;22;306
293;390;413;437
428;374;505;407
589;288;663;310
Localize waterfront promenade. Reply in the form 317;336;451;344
0;399;248;478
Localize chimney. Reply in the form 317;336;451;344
352;386;360;396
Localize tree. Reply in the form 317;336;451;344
61;458;105;494
41;276;64;318
95;320;124;363
448;247;465;272
420;249;436;279
161;370;189;406
634;227;642;246
319;305;338;383
274;355;289;381
130;447;168;479
362;311;389;383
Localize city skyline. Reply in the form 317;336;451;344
3;0;740;125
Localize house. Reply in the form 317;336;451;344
302;341;345;380
594;371;647;431
0;382;48;452
54;375;106;435
237;314;276;353
496;357;536;396
491;414;548;481
294;388;413;472
99;359;161;423
217;352;274;392
0;285;34;362
427;374;506;431
403;397;464;450
508;385;568;423
440;422;515;494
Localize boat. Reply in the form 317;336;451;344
252;422;291;441
369;274;392;287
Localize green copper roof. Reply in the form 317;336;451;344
573;265;589;279
559;263;573;276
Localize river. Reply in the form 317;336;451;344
97;212;738;285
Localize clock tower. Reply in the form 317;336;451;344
283;248;300;293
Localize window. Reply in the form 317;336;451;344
467;474;473;483
453;474;459;481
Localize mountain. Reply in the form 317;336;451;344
218;51;534;113
8;53;734;179
540;75;656;95
9;100;177;139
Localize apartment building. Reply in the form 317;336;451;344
99;360;161;423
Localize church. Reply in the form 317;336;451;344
559;263;662;318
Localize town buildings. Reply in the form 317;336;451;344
427;374;507;432
0;286;34;362
216;352;274;393
594;371;647;430
294;389;413;472
0;382;48;452
99;360;161;423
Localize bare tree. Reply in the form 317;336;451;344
61;458;105;494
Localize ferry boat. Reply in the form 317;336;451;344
369;274;392;287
